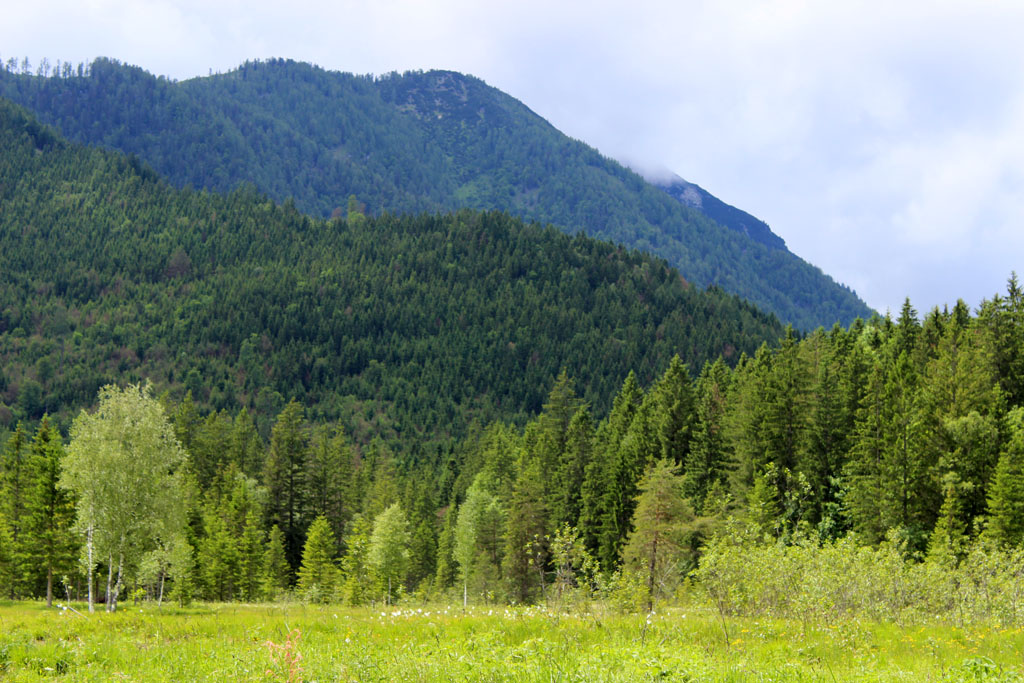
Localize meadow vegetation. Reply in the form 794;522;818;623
1;599;1022;681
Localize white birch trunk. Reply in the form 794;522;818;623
109;552;124;612
106;554;115;612
86;525;95;613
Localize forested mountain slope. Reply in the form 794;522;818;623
0;98;782;439
0;58;872;330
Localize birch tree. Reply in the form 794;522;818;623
60;383;186;612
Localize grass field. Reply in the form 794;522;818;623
0;601;1022;681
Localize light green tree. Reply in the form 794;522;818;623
60;383;186;612
454;475;505;606
297;515;339;603
368;503;410;605
261;525;290;601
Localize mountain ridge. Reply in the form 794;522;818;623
0;58;873;330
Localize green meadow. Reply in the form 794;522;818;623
0;601;1021;681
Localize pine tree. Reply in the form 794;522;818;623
0;513;13;599
579;372;642;568
551;407;593;530
651;355;695;465
236;508;266;602
340;515;373;606
433;505;458;594
928;475;967;566
685;359;732;512
306;425;353;546
198;501;240;601
229;407;264;479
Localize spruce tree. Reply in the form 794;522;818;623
23;417;77;606
340;515;373;606
0;423;28;598
503;455;548;604
985;407;1024;546
685;359;732;513
263;399;309;572
551;407;593;530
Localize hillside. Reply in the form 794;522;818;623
0;98;783;439
0;58;872;330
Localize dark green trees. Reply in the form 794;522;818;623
264;400;309;571
23;417;77;606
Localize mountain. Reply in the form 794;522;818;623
0;58;872;330
651;173;786;251
0;98;783;440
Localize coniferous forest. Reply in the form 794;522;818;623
2;86;1024;631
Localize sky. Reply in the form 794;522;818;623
3;0;1023;316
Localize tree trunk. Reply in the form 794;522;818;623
106;554;115;612
646;533;658;614
158;567;165;608
87;526;95;613
109;552;124;612
46;565;53;608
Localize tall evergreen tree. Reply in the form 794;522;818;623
263;399;309;571
23;417;77;606
0;423;28;598
685;359;732;513
985;407;1024;546
306;425;353;548
260;525;290;600
550;407;594;530
503;455;548;604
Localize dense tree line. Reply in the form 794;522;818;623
1;277;1020;612
0;57;872;329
